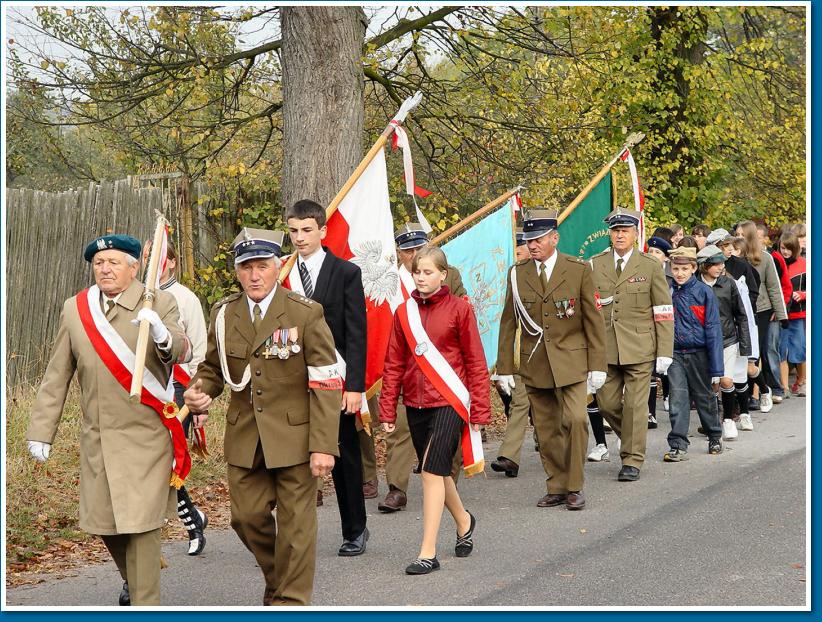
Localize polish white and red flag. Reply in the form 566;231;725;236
286;147;404;395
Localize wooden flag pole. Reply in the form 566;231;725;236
279;92;423;283
429;186;522;246
130;214;168;401
557;132;645;226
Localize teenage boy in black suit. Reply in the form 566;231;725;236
285;199;369;556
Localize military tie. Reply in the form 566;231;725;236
539;263;549;294
105;299;115;317
616;257;624;278
298;261;314;299
252;304;262;333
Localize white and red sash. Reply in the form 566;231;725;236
76;286;191;488
395;298;484;476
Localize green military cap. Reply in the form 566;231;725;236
231;227;284;264
669;245;698;264
84;234;142;262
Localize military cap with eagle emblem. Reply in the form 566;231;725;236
83;234;142;262
231;227;284;264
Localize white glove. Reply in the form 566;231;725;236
711;377;721;385
27;440;51;462
496;375;516;396
588;371;607;391
132;308;170;345
656;356;673;375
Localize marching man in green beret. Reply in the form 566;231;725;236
27;234;191;605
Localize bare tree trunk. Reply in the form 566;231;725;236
281;7;367;211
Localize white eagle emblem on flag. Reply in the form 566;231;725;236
350;240;399;306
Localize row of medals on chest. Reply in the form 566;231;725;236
554;298;576;319
261;327;301;360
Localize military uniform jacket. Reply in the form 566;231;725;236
497;253;606;389
445;265;467;298
27;279;187;535
590;249;674;366
192;285;341;470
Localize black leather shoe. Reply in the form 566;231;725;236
618;465;640;481
119;581;130;606
338;527;369;556
490;456;519;478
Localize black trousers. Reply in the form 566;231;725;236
331;413;367;541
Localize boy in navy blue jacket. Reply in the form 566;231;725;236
664;246;725;461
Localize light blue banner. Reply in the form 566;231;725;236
442;204;514;369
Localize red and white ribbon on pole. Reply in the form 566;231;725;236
620;149;645;247
509;191;522;213
390;121;433;233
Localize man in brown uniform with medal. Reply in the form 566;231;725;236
589;208;674;481
496;210;607;510
184;227;342;605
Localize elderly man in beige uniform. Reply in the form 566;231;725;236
27;234;190;606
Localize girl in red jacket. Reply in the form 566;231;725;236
379;246;491;575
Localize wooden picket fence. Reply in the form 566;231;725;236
5;178;202;389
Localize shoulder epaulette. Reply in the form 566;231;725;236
591;249;611;259
213;291;243;310
286;290;316;307
514;258;531;267
565;255;586;264
638;251;660;263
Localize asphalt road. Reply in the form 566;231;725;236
6;395;807;608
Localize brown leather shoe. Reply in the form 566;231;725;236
316;490;323;507
566;491;586;511
378;486;407;513
362;479;378;499
536;492;567;507
490;457;519;478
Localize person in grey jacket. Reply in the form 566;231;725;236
737;221;787;414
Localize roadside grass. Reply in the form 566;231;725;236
5;382;230;574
